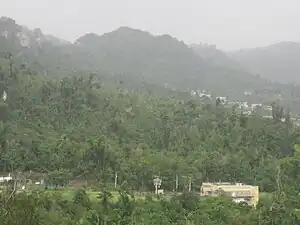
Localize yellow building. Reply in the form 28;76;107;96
200;182;259;207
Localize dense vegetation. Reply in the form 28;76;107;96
2;15;300;225
3;189;300;225
1;50;300;224
3;17;300;115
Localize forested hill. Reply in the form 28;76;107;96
1;47;300;224
0;16;276;97
0;19;300;225
191;41;300;85
1;56;296;189
228;42;300;83
3;16;300;116
191;43;246;72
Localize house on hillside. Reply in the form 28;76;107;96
0;173;12;183
238;101;249;109
250;103;262;111
199;92;212;100
244;91;252;96
190;90;197;96
216;96;227;105
200;182;259;207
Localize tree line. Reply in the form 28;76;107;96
1;55;300;224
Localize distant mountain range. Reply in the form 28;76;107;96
1;16;300;109
228;42;300;84
191;42;300;84
190;43;246;72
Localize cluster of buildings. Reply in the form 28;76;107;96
0;172;46;191
190;89;300;127
200;182;259;207
190;89;273;116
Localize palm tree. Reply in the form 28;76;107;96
97;189;112;225
97;189;112;213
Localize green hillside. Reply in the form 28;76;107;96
1;17;300;225
0;44;300;223
0;17;284;100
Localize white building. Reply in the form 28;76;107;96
216;96;227;104
199;93;212;99
250;104;262;111
244;91;252;96
0;173;12;183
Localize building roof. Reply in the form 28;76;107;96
201;182;258;193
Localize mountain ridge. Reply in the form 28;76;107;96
228;41;300;83
190;43;247;72
1;16;300;109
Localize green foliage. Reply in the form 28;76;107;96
73;189;91;209
0;52;299;224
46;169;70;188
2;17;300;114
2;190;300;225
0;60;298;191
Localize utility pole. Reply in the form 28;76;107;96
114;172;118;189
175;174;178;192
188;177;192;192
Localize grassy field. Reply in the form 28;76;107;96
28;187;272;203
44;188;150;202
43;188;179;202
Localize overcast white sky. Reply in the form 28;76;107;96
1;0;300;50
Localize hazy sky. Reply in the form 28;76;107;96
1;0;300;50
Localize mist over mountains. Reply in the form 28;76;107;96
1;16;300;110
2;5;300;222
228;42;300;84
